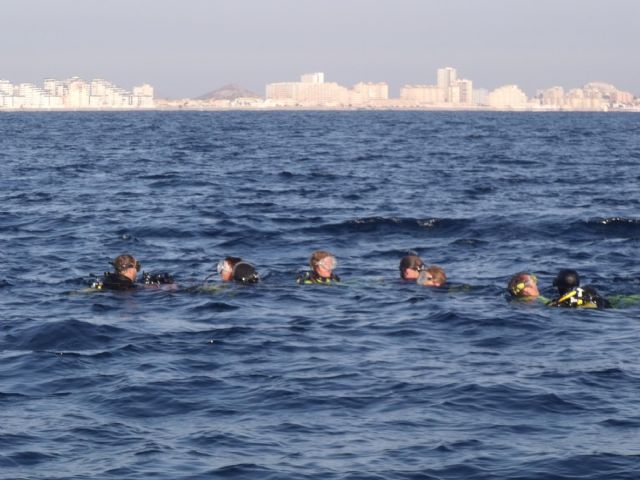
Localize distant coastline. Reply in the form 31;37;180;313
2;105;639;113
1;67;638;112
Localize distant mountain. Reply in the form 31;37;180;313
197;84;262;100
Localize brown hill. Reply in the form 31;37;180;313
197;84;262;101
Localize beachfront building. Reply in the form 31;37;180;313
300;72;325;84
0;77;155;109
473;88;490;106
437;67;457;92
533;82;635;110
399;80;472;107
435;67;474;105
399;85;445;105
611;90;634;106
67;77;91;108
539;86;565;109
0;79;13;95
399;67;474;106
488;85;528;109
349;82;389;107
565;88;605;111
266;73;349;107
133;84;154;108
584;82;633;108
43;78;66;97
456;79;474;105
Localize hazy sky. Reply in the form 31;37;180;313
2;0;638;98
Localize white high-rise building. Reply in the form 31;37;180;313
540;86;565;107
43;79;59;95
456;79;473;104
437;67;459;102
133;84;155;108
437;67;457;90
19;84;50;108
266;82;298;104
300;72;325;84
90;79;112;97
0;79;13;95
266;73;349;106
66;77;90;107
0;77;155;109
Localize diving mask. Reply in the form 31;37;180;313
317;255;337;272
217;259;229;275
512;274;537;295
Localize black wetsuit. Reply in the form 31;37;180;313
296;272;340;285
95;272;137;291
550;285;611;309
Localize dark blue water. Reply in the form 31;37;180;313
1;111;640;479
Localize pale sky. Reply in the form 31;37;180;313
2;0;638;98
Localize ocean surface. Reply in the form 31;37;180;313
1;110;640;480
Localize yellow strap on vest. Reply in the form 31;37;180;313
557;290;576;304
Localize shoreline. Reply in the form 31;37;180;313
2;105;640;113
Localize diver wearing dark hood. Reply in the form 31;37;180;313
549;269;611;309
232;261;260;284
399;254;425;281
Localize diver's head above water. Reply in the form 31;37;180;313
111;253;140;282
417;265;447;287
310;250;337;279
232;261;260;284
399;254;424;281
553;269;580;295
217;256;242;282
507;272;540;298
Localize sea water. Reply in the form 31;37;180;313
1;111;640;479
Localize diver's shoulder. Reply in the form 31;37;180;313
550;286;610;309
296;271;340;285
91;272;137;291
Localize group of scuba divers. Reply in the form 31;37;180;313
401;255;623;309
91;251;638;310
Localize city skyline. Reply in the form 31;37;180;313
1;66;636;111
0;77;154;110
2;0;639;99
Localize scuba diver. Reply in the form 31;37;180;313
91;254;174;291
506;272;550;304
297;250;340;284
216;256;243;282
399;254;425;281
417;265;447;287
91;254;140;290
211;257;259;284
231;261;260;284
549;269;611;309
416;264;474;293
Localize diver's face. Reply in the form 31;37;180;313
315;256;336;278
220;262;234;282
419;276;441;287
520;276;539;297
122;266;138;282
403;266;422;280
